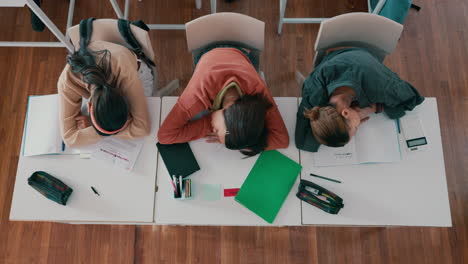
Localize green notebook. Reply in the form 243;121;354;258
235;150;302;223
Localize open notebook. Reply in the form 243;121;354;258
22;94;81;156
312;113;401;167
21;94;158;171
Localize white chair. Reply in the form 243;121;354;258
313;12;403;67
295;12;403;87
68;19;179;96
185;12;265;75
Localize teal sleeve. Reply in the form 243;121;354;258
295;73;328;152
383;81;425;119
295;106;320;152
295;91;323;152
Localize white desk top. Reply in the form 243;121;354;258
0;0;26;7
300;98;452;227
9;97;161;223
155;97;302;226
9;95;452;226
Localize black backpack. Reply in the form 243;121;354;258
78;17;155;68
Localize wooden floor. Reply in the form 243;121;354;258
0;0;467;263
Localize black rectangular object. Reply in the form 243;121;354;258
156;142;200;178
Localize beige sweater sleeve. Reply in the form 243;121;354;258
58;42;150;147
112;50;151;140
58;65;102;147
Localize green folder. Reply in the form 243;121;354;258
235;150;302;223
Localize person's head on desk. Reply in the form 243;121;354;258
68;51;131;136
304;86;377;147
210;94;271;157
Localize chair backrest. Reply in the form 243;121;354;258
67;19;155;61
185;12;264;70
313;12;403;66
185;12;264;52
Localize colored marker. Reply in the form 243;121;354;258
179;176;184;199
169;175;178;195
171;176;179;197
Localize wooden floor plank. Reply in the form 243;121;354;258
0;0;467;263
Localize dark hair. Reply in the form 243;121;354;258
67;49;129;135
304;106;350;147
223;94;272;157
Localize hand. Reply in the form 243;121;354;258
75;116;91;130
352;104;376;120
360;116;370;124
204;132;221;144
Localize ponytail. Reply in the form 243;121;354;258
304;106;350;147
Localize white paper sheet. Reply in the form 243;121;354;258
312;113;400;166
92;137;143;170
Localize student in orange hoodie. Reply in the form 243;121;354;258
158;46;289;156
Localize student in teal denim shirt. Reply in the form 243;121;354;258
295;47;424;152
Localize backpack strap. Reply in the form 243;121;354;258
78;17;96;55
117;19;155;67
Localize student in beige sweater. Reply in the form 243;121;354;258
58;40;151;147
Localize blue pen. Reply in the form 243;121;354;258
62;141;66;152
396;119;401;134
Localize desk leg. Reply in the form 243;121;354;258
66;0;75;41
371;0;386;14
109;0;124;19
124;0;130;19
211;0;216;13
278;0;288;35
25;0;74;53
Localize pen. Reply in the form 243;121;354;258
179;176;184;199
62;141;66;152
173;177;179;197
396;119;401;134
91;186;100;196
169;175;178;195
309;173;341;183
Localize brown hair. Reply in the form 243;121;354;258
223;94;272;157
304;106;350;147
67;49;129;135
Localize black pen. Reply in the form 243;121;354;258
91;186;100;196
62;141;66;152
310;173;341;183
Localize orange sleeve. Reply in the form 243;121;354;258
262;92;290;150
157;103;212;144
157;71;214;144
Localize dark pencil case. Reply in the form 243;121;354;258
28;171;73;205
296;179;344;214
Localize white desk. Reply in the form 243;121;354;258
9;96;452;226
300;98;452;227
155;97;302;226
9;98;161;223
